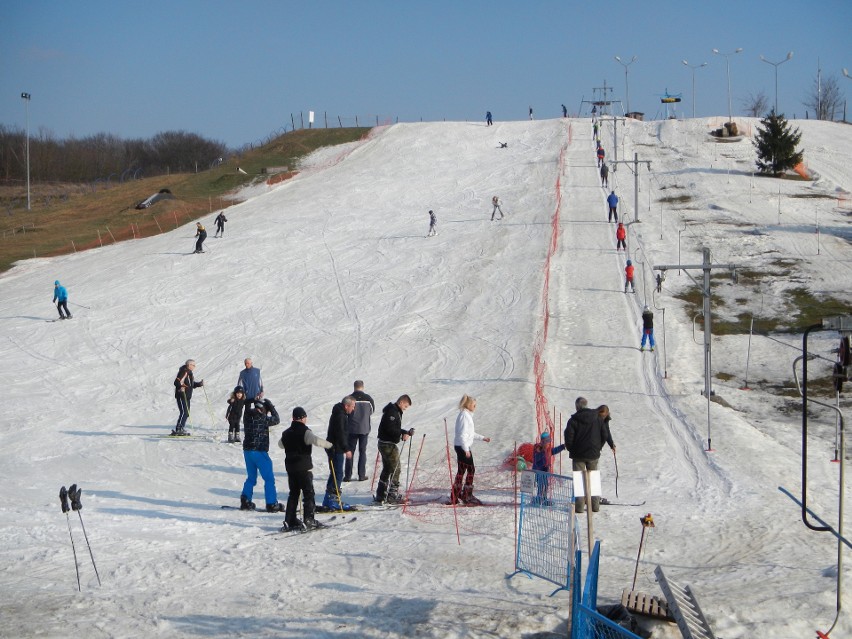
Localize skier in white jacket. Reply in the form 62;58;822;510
450;394;491;505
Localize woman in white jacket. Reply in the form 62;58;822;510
451;394;491;505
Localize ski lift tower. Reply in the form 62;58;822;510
579;81;624;118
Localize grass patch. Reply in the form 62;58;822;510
0;127;370;274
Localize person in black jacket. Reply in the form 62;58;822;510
322;396;356;510
214;212;227;237
172;359;204;436
225;386;246;443
375;395;413;504
194;222;207;253
240;397;284;512
278;406;332;531
344;380;375;482
563;397;609;513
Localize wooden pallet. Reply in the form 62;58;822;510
654;566;717;639
621;587;674;620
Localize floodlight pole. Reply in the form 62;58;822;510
609;153;651;223
654;248;739;451
760;51;793;114
681;60;707;118
21;92;31;211
712;48;742;123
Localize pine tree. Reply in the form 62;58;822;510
753;110;803;177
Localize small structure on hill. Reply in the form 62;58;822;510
135;189;174;210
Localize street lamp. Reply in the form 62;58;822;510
712;48;743;123
20;92;31;211
760;51;793;114
614;55;638;113
682;60;708;118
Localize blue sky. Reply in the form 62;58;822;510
2;1;849;149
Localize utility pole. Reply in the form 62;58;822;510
653;248;739;451
597;115;625;168
608;153;651;222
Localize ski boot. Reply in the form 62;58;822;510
240;494;256;511
265;502;285;513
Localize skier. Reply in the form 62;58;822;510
641;305;656;352
616;222;627;251
564;397;609;513
607;190;619;223
214;212;227;237
344;380;375;482
450;394;491;505
624;259;636;293
194;222;207;253
427;210;437;237
486;111;493;126
532;430;565;503
237;358;263;419
225;386;246;443
173;359;204;436
278;406;333;531
375;394;413;504
52;280;72;320
529;106;534;120
562;104;568;118
322;396;355;510
593;121;599;139
600;162;609;188
596;145;605;168
490;196;504;221
240;396;284;512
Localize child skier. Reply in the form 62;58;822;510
225;386;246;443
596;146;605;168
532;431;565;503
600;162;609;188
641;305;656;352
616;222;627;251
624;260;636;293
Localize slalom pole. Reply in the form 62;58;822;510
402;434;426;515
329;455;345;514
59;486;81;592
202;385;217;431
69;485;100;586
614;450;620;498
632;513;655;591
405;431;414;495
444;419;461;545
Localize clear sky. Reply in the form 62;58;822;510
2;1;849;149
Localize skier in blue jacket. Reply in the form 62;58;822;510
607;191;619;223
52;280;71;319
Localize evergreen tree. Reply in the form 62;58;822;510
753;110;803;177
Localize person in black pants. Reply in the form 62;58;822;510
214;212;227;237
278;406;332;531
194;222;207;253
173;359;203;435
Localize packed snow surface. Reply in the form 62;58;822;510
1;116;851;638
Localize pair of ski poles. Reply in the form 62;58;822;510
59;484;100;591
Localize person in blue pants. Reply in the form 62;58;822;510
641;306;656;352
240;397;284;512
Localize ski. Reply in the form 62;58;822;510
271;516;357;538
314;504;359;513
220;505;281;512
600;498;646;507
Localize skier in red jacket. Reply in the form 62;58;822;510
616;222;627;251
624;260;635;293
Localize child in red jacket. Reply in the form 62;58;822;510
624;260;635;293
616;222;627;250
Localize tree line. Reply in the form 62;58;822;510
0;127;228;184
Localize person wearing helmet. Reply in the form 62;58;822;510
225;386;246;443
607;190;619;223
240;396;284;512
52;280;72;320
624;260;635;293
641;305;656;352
616;222;627;251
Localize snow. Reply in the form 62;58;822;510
1;115;850;638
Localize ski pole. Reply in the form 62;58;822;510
59;486;81;592
405;430;413;495
613;450;619;498
329;454;345;514
68;484;101;586
70;302;91;309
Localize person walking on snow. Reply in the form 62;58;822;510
641;306;656;352
564;397;610;513
450;394;491;505
624;260;636;293
616;222;627;251
194;222;207;253
607;191;619;223
427;210;437;237
491;196;504;221
240;396;284;512
173;359;204;436
225;386;246;443
562;104;568;118
52;280;72;320
214;212;227;237
600;162;609;188
278;406;333;531
322;396;356;510
596;145;605;168
486;111;493;126
344;380;375;482
375;395;413;504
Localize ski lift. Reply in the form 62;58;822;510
658;89;683;119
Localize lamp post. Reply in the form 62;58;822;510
760;51;793;114
614;55;637;113
21;92;31;211
682;60;708;118
712;48;742;123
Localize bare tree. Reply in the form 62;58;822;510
803;74;845;120
741;91;769;117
